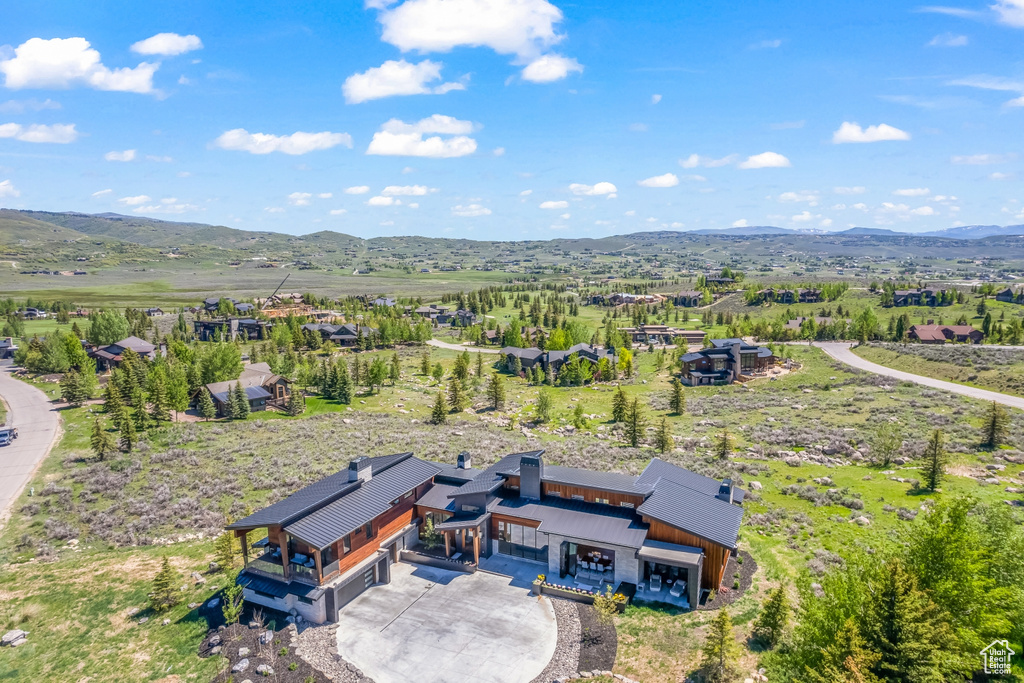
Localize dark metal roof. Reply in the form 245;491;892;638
637;479;743;549
638;539;704;567
540;465;647;496
488;494;649;549
636;458;726;498
500;346;545;360
237;571;323;599
435;512;490;531
227;452;415;530
285;457;440;548
211;385;272;404
447;451;543;498
432;463;482;485
414;483;459;512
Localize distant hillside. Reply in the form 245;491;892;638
839;227;900;236
689;226;799;236
921;224;1024;239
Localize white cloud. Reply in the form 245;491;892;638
0;179;20;198
133;198;199;214
893;188;930;196
539;200;569;209
820;218;833;228
738;151;791;169
834;186;866;195
832;122;910;143
118;194;151;206
213;129;352;155
452;203;491;216
651;94;662;104
366;115;477;157
130;33;203;56
0;37;158;93
852;202;868;211
408;202;419;208
0;98;60;114
559;212;570;219
624;210;636;216
329;208;348;215
519;189;533;196
0;122;78;143
791;211;817;223
911;206;937;216
569;182;617;196
288;192;313;206
264;206;285;213
104;149;136;162
367;196;396;206
679;154;699;169
951;153;1014;165
345;185;371;194
314;193;331;199
146;154;172;162
682;174;706;182
928;32;968;47
638;173;679;188
750;39;782;49
91;188;112;197
778;191;819;205
732;219;749;228
993;0;1024;27
381;184;436;196
342;59;464;103
493;147;505;156
178;75;191;85
679;153;743;168
990;172;1012;180
521;54;582;82
879;202;910;213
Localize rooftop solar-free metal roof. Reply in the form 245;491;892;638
488;494;649;549
636;479;743;549
540;465;648;496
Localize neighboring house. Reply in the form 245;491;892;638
607;293;662;306
89;336;159;371
301;323;341;340
500;344;617;376
892;288;948;307
202;362;291;415
908;324;983;344
203;296;237;312
235;303;255;314
996;287;1024;304
144;307;164;317
784;316;835;330
372;297;397;308
413;305;450;319
754;288;820;305
0;337;18;359
482;329;501;345
19;307;47;319
193;318;271;342
227;450;742;623
618;324;705;346
674;291;703;307
436;309;480;327
679;338;775;386
329;323;377;346
703;277;734;288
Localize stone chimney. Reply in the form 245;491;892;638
457;451;471;470
716;478;735;504
349;456;372;483
520;453;544;500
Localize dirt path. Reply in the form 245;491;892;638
427;339;501;354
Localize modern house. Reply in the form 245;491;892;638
19;307;48;319
500;343;617;376
193;318;271;342
891;288;949;307
674;291;703;308
436;309;480;327
907;324;983;344
413;305;450;319
618;324;705;346
227;450;743;623
144;307;164;317
328;323;378;347
783;316;835;330
678;338;775;386
202;361;292;415
89;336;160;371
996;287;1024;305
203;296;238;312
0;337;18;359
754;288;821;305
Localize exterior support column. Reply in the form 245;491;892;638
473;528;480;565
444;531;451;557
239;531;249;566
281;532;290;580
313;546;323;585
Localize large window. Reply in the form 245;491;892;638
497;520;548;562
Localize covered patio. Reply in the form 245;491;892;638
635;540;703;609
434;512;490;565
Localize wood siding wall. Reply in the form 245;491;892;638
489;512;541;538
541;483;644;508
644;518;732;590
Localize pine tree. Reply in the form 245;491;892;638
715;429;733;460
337;361;353;404
431;362;444;384
103;381;123;415
232;382;250;419
654;417;674;454
752;586;789;648
198;389;216;420
149;556;179;613
131;385;148;430
535;389;552;423
221;576;244;625
612;386;628;423
806;619;882;683
60;370;87;407
286;388;305;416
148;373;170;422
420;349;431;375
921;429;946;492
475;352;484;377
389;352;401;385
447;377;468;412
90;418;116;461
981;400;1009;449
368;357;388;394
668;378;685;414
572;402;587;429
213;531;235;572
624;398;646;447
486;372;506;410
119;409;137;452
431;389;448;425
699;608;741;683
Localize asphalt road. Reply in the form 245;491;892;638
0;361;60;525
426;339;500;354
818;342;1024;412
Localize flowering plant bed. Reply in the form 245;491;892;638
532;579;627;611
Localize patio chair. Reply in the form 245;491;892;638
650;574;662;593
670;581;685;598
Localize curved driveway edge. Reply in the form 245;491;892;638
0;361;61;527
817;342;1024;412
427;339;500;354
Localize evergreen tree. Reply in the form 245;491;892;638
131;385;148;430
486;372;506;410
654;417;674;454
119;410;136;452
213;531;235;572
869;422;903;468
232;382;250;419
198;389;217;420
752;586;790;648
148;372;170;422
90;418;116;461
447;377;468;412
981;400;1009;449
921;429;946;492
351;356;363;386
431;362;444;384
149;556;179;613
612;386;628;422
572;402;587;429
103;381;123;415
431;389;448;425
545;362;555;386
286;388;305;416
535;389;552;423
624;398;646;447
475;352;484;377
806;619;882;683
389;352;401;385
509;355;522;376
452;351;470;383
715;429;734;460
337;361;353;404
668;378;685;414
699;608;741;683
367;356;388;393
221;576;244;625
420;349;431;375
60;370;88;407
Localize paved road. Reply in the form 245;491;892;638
427;339;500;354
0;361;61;524
817;342;1024;411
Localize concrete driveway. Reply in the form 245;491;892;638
336;562;557;683
0;361;61;525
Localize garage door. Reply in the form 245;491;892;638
333;565;377;614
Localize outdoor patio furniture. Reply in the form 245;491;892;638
650;574;662;592
670;581;686;598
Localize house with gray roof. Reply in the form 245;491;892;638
679;338;774;386
500;343;617;377
202;362;291;415
88;336;161;371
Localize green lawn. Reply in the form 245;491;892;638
854;342;1024;398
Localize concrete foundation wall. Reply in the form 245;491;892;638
242;587;327;625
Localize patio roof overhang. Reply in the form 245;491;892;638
637;540;704;568
435;512;490;531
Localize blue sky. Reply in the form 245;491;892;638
1;0;1023;238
